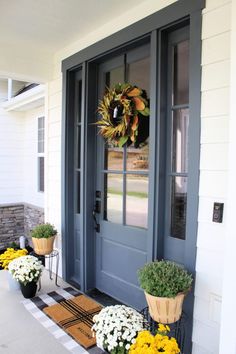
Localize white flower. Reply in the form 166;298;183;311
91;305;144;353
8;255;43;285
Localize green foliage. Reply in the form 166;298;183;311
110;347;127;354
31;223;57;239
7;241;19;249
138;260;193;298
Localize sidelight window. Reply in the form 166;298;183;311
168;30;190;240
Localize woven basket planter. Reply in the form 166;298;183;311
144;291;185;324
32;235;55;255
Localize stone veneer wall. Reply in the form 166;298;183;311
0;205;24;249
0;203;44;250
24;203;44;238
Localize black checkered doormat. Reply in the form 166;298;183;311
22;287;104;354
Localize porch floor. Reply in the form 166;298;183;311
0;269;73;353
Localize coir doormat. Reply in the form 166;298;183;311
22;287;104;354
43;294;102;349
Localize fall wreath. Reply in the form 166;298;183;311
96;83;150;148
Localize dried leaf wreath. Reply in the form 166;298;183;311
96;83;150;148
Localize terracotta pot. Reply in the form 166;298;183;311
144;291;185;324
32;235;55;255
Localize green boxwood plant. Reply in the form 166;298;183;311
138;260;193;298
31;223;57;239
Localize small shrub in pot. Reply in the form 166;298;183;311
138;260;193;323
31;223;57;255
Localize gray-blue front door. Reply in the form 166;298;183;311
95;45;151;309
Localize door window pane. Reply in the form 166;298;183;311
76;172;80;214
38;157;44;192
38;117;45;153
106;66;124;88
172;109;189;173
127;141;149;172
77;80;82;123
126;174;148;229
104;144;123;171
104;173;123;224
170;176;187;240
173;40;189;105
128;57;150;96
76;125;81;169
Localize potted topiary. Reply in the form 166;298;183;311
138;260;193;324
31;223;57;255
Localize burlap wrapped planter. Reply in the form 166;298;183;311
144;291;185;324
32;235;55;255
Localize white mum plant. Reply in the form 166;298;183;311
8;255;43;285
92;305;144;354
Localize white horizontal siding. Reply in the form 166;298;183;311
194;0;232;352
199;171;228;198
45;76;62;237
202;3;231;39
201;32;230;65
201;60;230;91
0;108;24;204
192;320;220;354
219;0;236;352
201;116;229;143
0;103;45;208
201;87;230;117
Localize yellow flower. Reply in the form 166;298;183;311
158;324;170;333
129;328;180;354
0;248;28;270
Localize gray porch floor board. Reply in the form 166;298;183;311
0;269;74;354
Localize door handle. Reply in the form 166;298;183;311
92;210;100;233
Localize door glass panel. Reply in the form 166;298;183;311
128;57;150;96
76;125;81;169
76;172;80;214
104;144;123;171
104;173;123;224
126;174;148;229
170;176;187;240
106;66;124;88
127;141;149;171
77;80;82;123
172;109;189;173
173;40;189;105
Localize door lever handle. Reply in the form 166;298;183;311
92;210;100;233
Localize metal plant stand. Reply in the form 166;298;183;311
45;250;60;286
140;307;187;353
30;249;60;289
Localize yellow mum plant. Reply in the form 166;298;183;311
0;248;28;270
129;324;180;354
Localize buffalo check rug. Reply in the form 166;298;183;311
22;287;104;354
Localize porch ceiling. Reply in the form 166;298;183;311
0;0;146;82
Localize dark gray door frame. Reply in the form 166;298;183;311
61;0;205;317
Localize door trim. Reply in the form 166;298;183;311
61;0;204;349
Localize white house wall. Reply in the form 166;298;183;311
0;108;24;203
193;1;231;353
23;106;44;208
45;1;232;353
0;98;45;209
